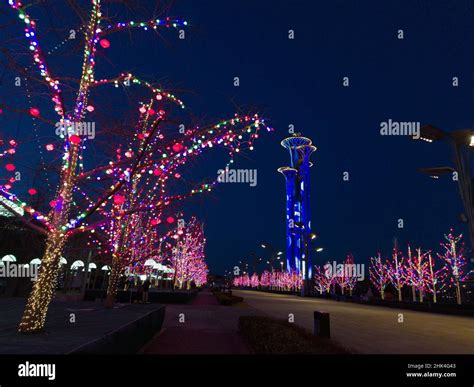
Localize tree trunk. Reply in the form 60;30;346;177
105;253;122;308
18;229;66;333
455;277;462;305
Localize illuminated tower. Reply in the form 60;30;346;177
278;135;317;294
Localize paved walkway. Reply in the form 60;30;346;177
233;290;474;354
143;290;259;354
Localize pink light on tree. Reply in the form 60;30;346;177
313;264;333;295
1;0;191;333
437;231;471;305
250;273;259;288
387;248;406;302
344;254;358;297
405;247;433;302
2;0;271;332
405;246;418;302
333;254;358;296
242;273;250;288
369;253;390;300
259;271;271;288
425;252;444;304
167;217;207;290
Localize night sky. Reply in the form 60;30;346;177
1;0;473;275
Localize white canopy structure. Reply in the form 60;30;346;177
144;259;157;267
153;262;165;271
1;254;16;262
30;258;42;265
71;260;85;270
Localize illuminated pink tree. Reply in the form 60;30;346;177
405;246;419;302
387;248;407;302
233;276;242;287
369;253;390;300
242;273;250;288
259;271;271;288
313;264;333;295
1;0;190;333
405;247;434;302
2;0;271;332
167;217;207;289
424;252;445;303
333;255;358;295
344;254;358;296
250;273;259;288
437;231;471;305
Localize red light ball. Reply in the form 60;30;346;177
99;39;110;49
113;195;125;205
29;108;40;117
69;135;81;145
172;143;183;153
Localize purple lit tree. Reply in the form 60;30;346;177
369;253;390;300
437;231;471;305
387;248;406;302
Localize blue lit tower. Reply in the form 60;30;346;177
277;166;298;273
278;135;317;293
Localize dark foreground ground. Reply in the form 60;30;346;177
0;298;163;354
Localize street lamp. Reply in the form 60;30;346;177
315;247;324;253
260;243;282;270
249;252;262;274
414;125;474;262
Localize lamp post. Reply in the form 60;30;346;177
249;253;262;274
260;243;283;271
414;125;474;262
238;260;248;275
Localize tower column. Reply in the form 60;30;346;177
279;135;317;295
278;167;298;273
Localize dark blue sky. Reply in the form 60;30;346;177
1;0;473;274
156;0;473;274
